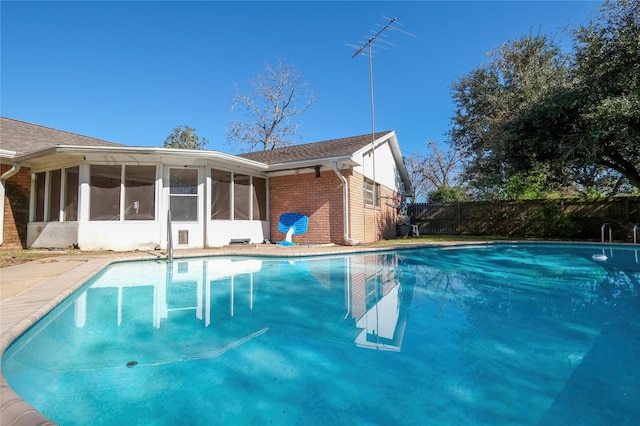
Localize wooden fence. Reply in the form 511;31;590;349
408;197;640;242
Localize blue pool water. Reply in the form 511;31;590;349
3;243;640;425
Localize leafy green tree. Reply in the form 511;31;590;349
164;125;208;150
509;0;640;193
503;171;554;200
450;0;640;196
427;186;466;203
570;0;640;190
450;33;570;196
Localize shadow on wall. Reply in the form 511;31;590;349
4;180;29;248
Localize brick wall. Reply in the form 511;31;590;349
270;169;402;245
348;172;400;244
2;165;30;249
269;170;345;244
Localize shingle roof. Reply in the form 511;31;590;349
237;131;393;165
0;117;123;156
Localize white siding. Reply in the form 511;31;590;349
353;141;404;193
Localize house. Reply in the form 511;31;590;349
1;117;412;251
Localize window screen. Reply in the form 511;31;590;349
34;172;45;222
48;169;61;221
64;167;79;221
90;165;122;221
252;177;267;220
234;174;251;220
124;166;156;220
170;168;198;221
211;169;231;220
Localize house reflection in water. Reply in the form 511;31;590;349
73;253;414;352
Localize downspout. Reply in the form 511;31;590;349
332;162;360;246
0;163;22;246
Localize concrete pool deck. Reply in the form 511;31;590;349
1;242;437;425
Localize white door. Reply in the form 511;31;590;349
167;167;204;248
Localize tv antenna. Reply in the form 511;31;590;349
348;16;415;242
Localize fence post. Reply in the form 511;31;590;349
625;197;630;222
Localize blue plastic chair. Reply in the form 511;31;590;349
277;213;309;246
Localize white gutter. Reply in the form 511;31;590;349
0;162;21;246
264;156;360;171
332;161;360;246
15;145;269;170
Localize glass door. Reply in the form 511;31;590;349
168;167;204;248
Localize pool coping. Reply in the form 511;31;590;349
1;240;627;425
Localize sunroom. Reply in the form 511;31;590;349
22;146;270;251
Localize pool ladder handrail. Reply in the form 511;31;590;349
167;209;174;262
601;223;612;243
634;223;639;244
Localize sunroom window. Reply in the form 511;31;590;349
169;168;198;221
210;169;267;220
211;169;231;220
33;166;79;222
234;174;251;220
124;166;156;220
90;165;121;221
89;165;157;221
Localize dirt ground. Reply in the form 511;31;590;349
0;249;73;268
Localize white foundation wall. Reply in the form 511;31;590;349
27;220;270;250
76;222;161;251
27;222;79;249
207;220;270;247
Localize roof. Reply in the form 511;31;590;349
0;118;410;192
0;117;123;157
237;131;393;165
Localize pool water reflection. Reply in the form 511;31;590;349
3;244;640;425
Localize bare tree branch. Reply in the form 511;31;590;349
227;59;318;152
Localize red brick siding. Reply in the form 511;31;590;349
2;165;31;249
348;253;400;323
347;172;401;244
269;170;345;244
270;169;402;245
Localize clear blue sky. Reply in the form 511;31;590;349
1;1;602;158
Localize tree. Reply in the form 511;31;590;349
449;1;640;197
570;0;640;189
406;140;465;202
427;186;466;203
227;60;318;152
449;33;571;197
164;125;208;150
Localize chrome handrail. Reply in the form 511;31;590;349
601;223;612;243
167;210;173;262
634;223;639;244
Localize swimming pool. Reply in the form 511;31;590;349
2;243;639;425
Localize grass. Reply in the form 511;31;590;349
0;249;76;268
375;234;514;245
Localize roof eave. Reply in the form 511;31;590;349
264;156;359;171
14;145;269;170
0;149;17;159
352;131;412;194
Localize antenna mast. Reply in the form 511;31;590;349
351;17;397;59
349;16;413;242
